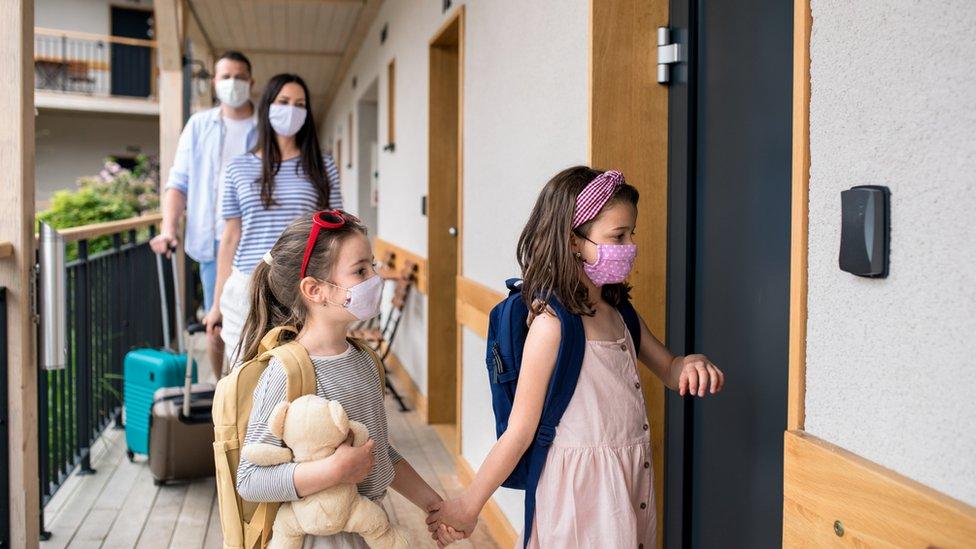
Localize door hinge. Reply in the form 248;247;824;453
657;27;682;84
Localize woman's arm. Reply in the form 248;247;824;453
205;218;241;332
426;312;561;534
635;315;725;397
325;154;343;209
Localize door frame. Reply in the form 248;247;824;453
664;0;795;545
427;6;464;438
663;1;697;545
589;1;670;546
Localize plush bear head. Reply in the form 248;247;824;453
266;395;352;462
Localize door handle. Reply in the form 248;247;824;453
448;227;458;237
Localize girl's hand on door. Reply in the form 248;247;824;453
676;354;725;397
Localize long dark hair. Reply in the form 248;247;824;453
516;166;639;317
237;211;368;363
253;73;332;209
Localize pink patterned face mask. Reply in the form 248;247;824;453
582;242;637;286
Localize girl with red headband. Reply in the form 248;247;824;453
234;211;458;547
427;166;725;547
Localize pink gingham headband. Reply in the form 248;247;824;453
572;170;626;228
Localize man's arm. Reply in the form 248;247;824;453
151;116;194;256
150;188;187;257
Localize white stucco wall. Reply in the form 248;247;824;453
35;110;159;206
805;0;976;505
323;0;590;526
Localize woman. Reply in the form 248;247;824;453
206;73;342;364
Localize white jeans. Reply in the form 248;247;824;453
219;268;251;366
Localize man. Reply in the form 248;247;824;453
151;51;257;381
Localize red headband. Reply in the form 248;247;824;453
572;170;625;228
300;210;351;279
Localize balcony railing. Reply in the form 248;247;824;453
1;282;10;547
33;27;158;99
36;214;174;536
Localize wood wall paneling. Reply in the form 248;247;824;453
372;238;428;294
783;431;976;547
590;1;668;546
455;276;503;339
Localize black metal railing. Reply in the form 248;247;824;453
37;225;175;514
1;287;11;547
33;28;157;98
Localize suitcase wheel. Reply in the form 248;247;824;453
126;450;135;462
153;478;165;486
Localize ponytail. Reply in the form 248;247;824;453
236;261;294;363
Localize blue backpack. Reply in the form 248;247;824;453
485;278;642;546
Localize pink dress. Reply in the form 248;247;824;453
526;322;656;548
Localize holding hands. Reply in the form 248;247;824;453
425;497;477;547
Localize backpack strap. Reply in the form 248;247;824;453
258;326;298;356
244;336;316;549
348;337;386;396
521;299;586;547
262;341;317;401
617;298;642;351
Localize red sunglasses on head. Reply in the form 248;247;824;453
300;210;359;279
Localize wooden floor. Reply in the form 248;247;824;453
41;398;499;549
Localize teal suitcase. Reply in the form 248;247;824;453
123;252;197;458
124;349;197;456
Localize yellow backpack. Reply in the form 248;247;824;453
211;326;385;549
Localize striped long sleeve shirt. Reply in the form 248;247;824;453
221;152;342;274
236;344;403;503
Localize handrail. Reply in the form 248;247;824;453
58;213;163;243
34;26;158;49
0;241;12;259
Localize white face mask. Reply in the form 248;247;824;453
268;104;307;137
215;78;250;108
326;275;383;321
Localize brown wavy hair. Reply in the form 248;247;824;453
253;73;332;209
516;166;640;317
236;211;367;362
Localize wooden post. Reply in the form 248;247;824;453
158;70;185;187
0;1;40;547
155;0;187;323
155;0;185;187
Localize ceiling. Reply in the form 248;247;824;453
186;0;380;118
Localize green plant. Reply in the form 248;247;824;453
37;156;160;257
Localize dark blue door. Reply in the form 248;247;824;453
665;1;793;547
110;7;153;97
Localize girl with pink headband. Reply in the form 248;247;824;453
427;166;725;547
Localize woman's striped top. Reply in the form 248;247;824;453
221;152;342;274
236;344;403;503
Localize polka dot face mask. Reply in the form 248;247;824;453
581;239;637;286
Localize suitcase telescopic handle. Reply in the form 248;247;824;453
155;245;186;353
154;252;172;352
182;323;207;417
170;251;186;355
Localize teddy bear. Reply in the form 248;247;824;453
241;395;408;549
